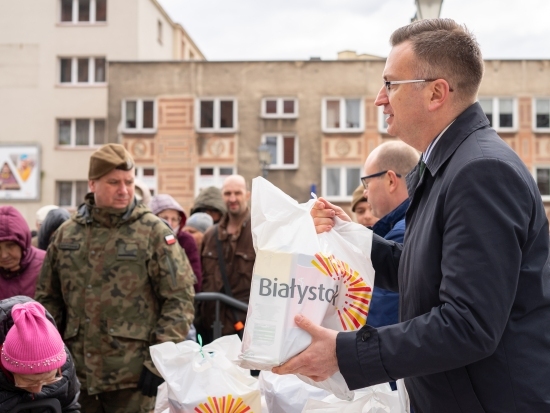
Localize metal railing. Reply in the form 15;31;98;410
194;292;248;340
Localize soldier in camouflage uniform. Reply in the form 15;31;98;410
35;144;195;413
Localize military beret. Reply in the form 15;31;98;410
88;144;134;180
351;184;368;213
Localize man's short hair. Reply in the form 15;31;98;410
374;141;419;177
390;18;484;104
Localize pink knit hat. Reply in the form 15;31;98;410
1;302;66;374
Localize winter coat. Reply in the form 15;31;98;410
199;210;255;336
0;295;80;412
337;102;550;412
35;194;195;395
0;206;46;300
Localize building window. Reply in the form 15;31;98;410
57;119;106;147
261;134;298;169
261;98;298;118
534;98;550;131
123;99;156;133
478;98;516;131
58;57;106;85
322;166;361;201
135;167;157;195
60;0;107;24
322;98;364;132
196;98;237;132
195;166;235;196
157;20;163;44
536;168;550;198
57;181;89;207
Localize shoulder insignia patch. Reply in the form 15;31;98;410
165;234;177;245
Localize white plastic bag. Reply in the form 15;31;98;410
259;370;330;413
237;177;375;400
150;335;261;412
301;384;405;413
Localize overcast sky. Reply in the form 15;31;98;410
157;0;550;61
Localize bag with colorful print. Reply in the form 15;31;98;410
150;335;261;413
237;177;375;400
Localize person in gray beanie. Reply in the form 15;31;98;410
183;212;213;250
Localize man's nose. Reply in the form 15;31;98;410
118;184;128;194
374;85;388;107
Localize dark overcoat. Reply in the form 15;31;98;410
337;103;550;412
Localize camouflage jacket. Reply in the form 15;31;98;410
35;195;195;395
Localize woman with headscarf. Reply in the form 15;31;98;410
0;206;46;300
0;297;80;411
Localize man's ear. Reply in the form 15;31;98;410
386;170;400;193
88;179;96;192
428;79;452;112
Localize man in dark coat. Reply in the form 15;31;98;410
274;18;550;413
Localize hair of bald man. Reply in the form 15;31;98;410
222;174;249;191
372;141;420;177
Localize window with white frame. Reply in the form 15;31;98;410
59;57;106;84
135;166;157;196
157;20;163;44
322;166;361;201
196;98;237;132
57;181;89;207
123;99;156;133
195;166;235;195
478;98;516;130
261;98;298;118
60;0;107;24
536;167;550;198
534;98;550;131
261;134;298;169
322;98;363;132
57;119;106;147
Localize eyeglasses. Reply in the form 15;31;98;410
384;79;454;92
360;170;402;190
14;369;62;390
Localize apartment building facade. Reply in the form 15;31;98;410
106;59;550;217
0;0;204;225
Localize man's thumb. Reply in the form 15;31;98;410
295;314;318;335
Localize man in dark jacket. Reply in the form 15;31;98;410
274;19;550;413
198;175;255;343
361;141;418;329
0;296;80;412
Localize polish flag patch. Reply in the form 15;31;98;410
165;234;177;245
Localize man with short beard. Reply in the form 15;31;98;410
35;144;195;413
198;175;255;343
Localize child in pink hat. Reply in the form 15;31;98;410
0;298;80;410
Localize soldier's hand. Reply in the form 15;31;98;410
137;366;164;397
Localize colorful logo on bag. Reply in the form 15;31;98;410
193;395;252;413
311;253;372;331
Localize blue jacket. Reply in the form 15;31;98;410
337;102;550;412
367;200;409;328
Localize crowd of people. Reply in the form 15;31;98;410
2;17;550;413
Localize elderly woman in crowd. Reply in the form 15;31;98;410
0;206;45;300
183;212;214;251
0;297;80;411
150;194;202;292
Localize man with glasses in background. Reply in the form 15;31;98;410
360;141;418;335
274;18;550;412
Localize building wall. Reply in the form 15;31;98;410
0;0;204;227
108;59;550;218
